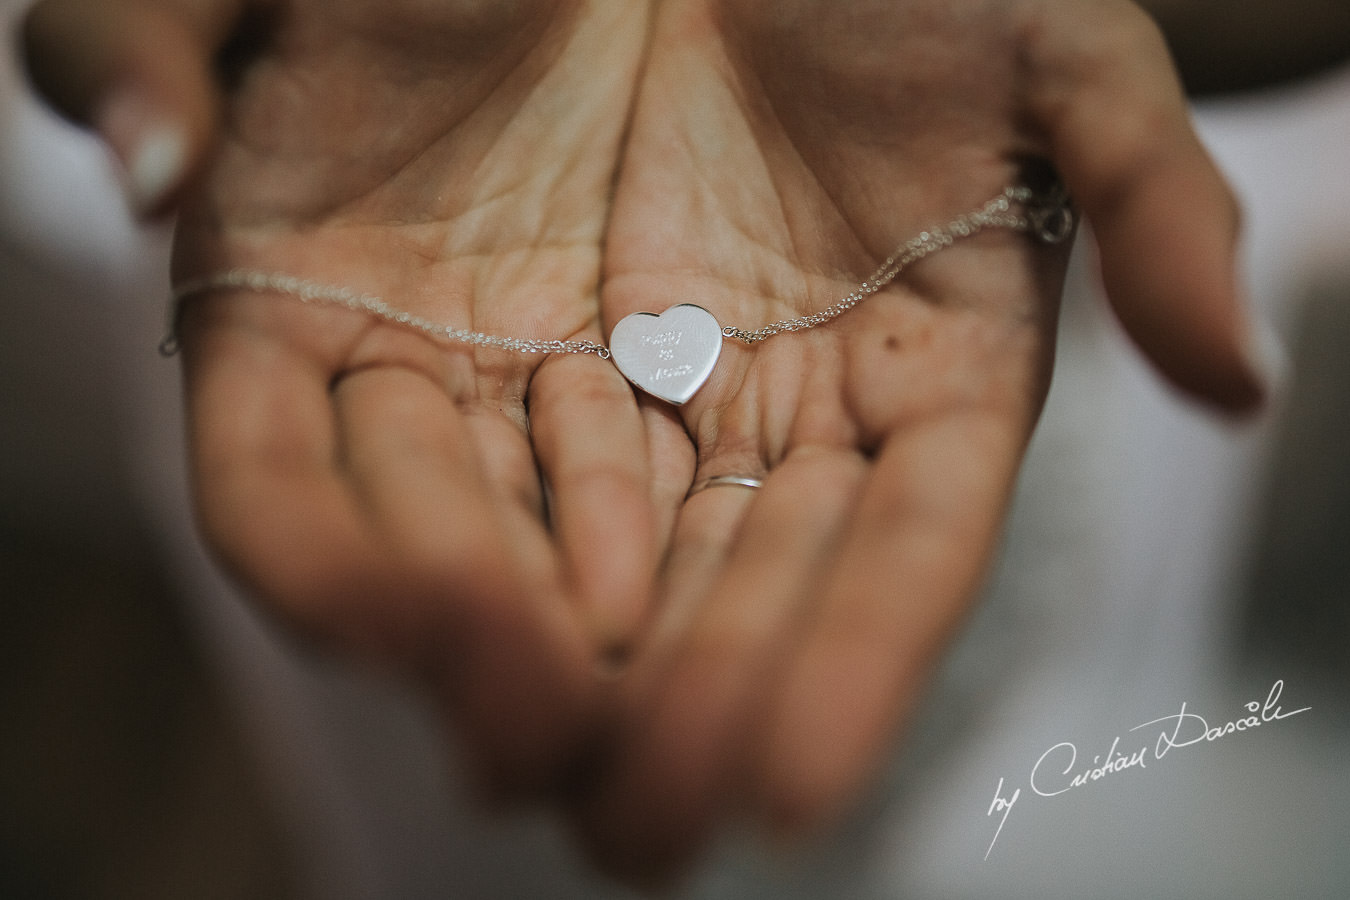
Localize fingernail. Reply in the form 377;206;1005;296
126;124;187;213
1239;314;1290;409
95;88;188;216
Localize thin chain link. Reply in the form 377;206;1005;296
720;186;1070;345
163;186;1070;358
163;270;612;359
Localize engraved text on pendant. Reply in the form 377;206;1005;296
609;304;722;405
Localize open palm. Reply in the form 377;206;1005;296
28;0;676;793
25;0;1265;882
582;0;1265;879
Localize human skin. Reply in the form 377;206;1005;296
26;0;676;798
579;0;1263;878
24;0;1266;883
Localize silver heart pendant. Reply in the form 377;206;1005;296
609;304;723;405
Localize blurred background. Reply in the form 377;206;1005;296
2;1;1348;897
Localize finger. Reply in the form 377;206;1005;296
646;472;757;646
754;414;1021;836
330;363;555;616
332;361;601;796
529;354;663;652
641;401;701;560
1025;5;1266;413
182;293;364;609
577;448;865;884
23;0;244;215
184;300;597;795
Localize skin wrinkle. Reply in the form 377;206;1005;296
194;231;605;402
838;307;979;445
721;34;890;286
599;5;661;257
1006;3;1070;152
713;48;869;314
720;104;822;313
209;8;626;404
655;18;904;472
447;63;631;252
313;282;537;422
712;6;1047;350
751;355;797;467
680;135;792;314
786;348;861;451
214;3;581;228
330;0;564;60
631;32;805;321
724;1;1038;246
693;409;765;481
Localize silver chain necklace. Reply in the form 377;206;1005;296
166;185;1072;404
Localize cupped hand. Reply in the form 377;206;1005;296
24;0;1271;883
23;0;687;794
582;0;1267;880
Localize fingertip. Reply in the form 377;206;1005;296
1127;300;1270;417
95;86;194;216
1023;0;1273;416
1233;313;1288;413
23;0;222;218
754;674;889;849
1103;249;1270;417
1084;168;1269;416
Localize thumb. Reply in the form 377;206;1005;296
1027;6;1268;415
22;0;246;217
